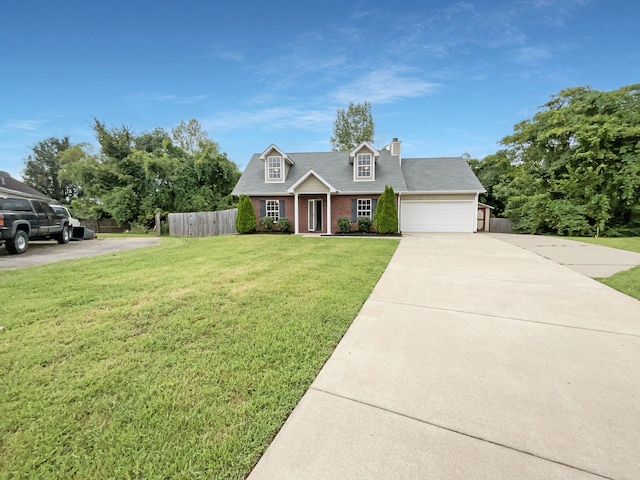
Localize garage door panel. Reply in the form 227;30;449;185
401;201;474;233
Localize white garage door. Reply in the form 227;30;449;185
401;201;475;232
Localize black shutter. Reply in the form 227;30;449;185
351;199;357;222
279;200;285;219
260;200;266;218
371;198;378;218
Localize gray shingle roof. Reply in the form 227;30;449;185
0;171;52;200
401;157;486;192
231;150;485;196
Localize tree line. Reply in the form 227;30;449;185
21;86;640;236
22;119;241;227
469;84;640;236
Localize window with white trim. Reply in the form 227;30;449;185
356;153;372;179
267;156;282;180
266;200;280;221
357;199;372;219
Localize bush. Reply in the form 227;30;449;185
277;217;291;232
235;196;256;234
373;185;398;234
127;223;149;234
357;216;372;233
260;216;274;232
337;217;352;233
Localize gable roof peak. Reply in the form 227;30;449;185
349;141;380;158
259;144;294;164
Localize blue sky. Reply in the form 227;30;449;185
1;0;638;180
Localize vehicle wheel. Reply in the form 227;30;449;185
57;226;71;244
6;230;29;254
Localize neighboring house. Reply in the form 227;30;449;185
231;139;486;234
0;171;53;202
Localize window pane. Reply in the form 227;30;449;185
357;154;371;178
266;200;279;221
268;156;282;180
357;199;372;218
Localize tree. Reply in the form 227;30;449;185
22;136;77;201
58;120;241;226
172;119;215;155
496;84;640;236
235;195;256;234
330;101;375;151
373;185;398;234
466;151;515;216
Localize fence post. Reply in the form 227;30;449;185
154;213;161;235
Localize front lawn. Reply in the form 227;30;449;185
569;237;640;254
0;235;398;479
569;236;640;301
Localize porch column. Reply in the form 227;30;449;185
326;192;332;235
294;192;299;234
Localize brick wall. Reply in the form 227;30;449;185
249;194;398;233
250;196;295;232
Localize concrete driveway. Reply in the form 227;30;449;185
489;233;640;278
249;233;640;480
0;237;160;270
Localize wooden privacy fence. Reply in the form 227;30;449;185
490;217;513;233
168;209;238;237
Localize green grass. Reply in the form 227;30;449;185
569;236;640;301
0;235;398;479
569;236;640;254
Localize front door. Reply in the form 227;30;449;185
308;199;323;232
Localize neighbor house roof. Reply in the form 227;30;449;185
0;171;52;201
400;157;486;193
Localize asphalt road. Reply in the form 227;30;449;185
0;237;160;270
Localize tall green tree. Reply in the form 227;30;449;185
172;119;214;155
466;151;515;216
373;185;398;234
22;136;78;201
496;84;640;236
330;101;375;151
235;195;256;234
59;119;241;226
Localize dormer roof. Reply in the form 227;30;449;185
259;144;295;165
348;142;380;164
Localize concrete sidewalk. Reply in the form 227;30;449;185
249;233;640;480
488;233;640;278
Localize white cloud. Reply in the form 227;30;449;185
2;119;47;131
206;46;245;62
202;106;335;133
128;92;209;104
330;68;439;104
514;46;553;65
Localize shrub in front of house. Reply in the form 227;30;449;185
277;217;291;232
236;195;257;234
357;216;372;233
260;216;274;232
373;185;399;234
337;217;352;233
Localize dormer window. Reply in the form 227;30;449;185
267;156;282;181
259;144;294;183
356;153;372;179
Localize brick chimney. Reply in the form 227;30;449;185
390;138;401;164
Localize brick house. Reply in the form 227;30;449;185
231;139;485;234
